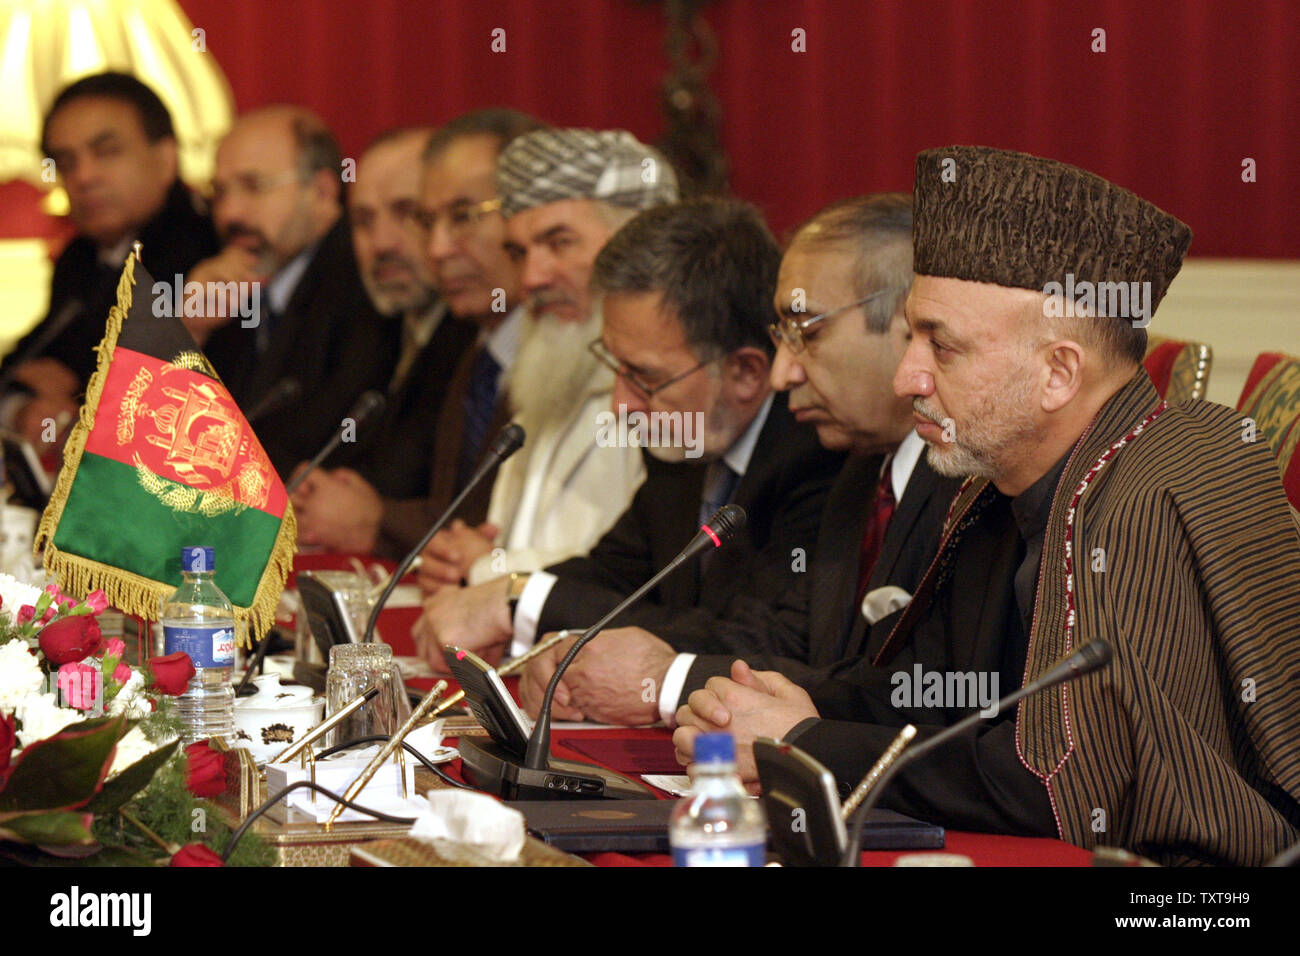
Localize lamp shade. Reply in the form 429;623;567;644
0;0;234;187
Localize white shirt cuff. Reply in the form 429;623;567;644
658;653;697;725
509;570;557;659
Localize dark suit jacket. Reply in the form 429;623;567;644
333;303;477;500
1;181;217;391
203;217;397;479
376;335;510;558
784;486;1058;838
534;392;846;636
675;450;961;693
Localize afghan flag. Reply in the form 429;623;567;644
34;247;296;645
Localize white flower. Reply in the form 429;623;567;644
108;670;149;718
0;573;43;620
107;725;175;778
14;692;84;748
0;638;45;714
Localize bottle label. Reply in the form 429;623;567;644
164;624;235;668
672;844;765;867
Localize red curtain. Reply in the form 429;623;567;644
176;0;1298;258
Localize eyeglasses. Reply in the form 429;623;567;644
209;169;304;204
412;197;502;242
768;288;895;353
587;338;714;399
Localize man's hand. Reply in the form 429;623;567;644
292;467;383;553
415;519;500;593
518;631;584;722
672;660;818;782
411;577;513;674
181;248;263;345
558;626;676;726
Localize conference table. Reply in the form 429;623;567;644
289;553;1092;867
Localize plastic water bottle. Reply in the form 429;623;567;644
161;546;237;743
669;733;767;866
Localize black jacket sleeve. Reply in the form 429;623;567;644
788;714;1057;837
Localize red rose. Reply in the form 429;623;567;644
185;740;225;798
149;651;195;695
169;843;224;867
0;712;15;780
37;614;103;666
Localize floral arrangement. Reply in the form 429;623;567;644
0;573;269;866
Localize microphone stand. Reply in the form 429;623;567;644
525;504;748;771
361;423;525;644
455;505;746;800
285;390;386;495
838;640;1113;866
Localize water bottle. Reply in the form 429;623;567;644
161;546;237;743
669;733;767;866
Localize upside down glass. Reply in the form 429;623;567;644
324;644;411;748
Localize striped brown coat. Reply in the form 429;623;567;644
931;371;1300;864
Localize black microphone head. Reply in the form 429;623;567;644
1073;639;1113;675
488;422;526;459
705;503;747;545
348;389;386;424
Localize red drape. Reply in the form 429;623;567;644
176;0;1298;257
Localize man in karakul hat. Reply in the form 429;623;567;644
672;145;1300;866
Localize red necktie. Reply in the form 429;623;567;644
857;455;896;601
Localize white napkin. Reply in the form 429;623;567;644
408;790;525;862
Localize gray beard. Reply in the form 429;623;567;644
505;307;610;435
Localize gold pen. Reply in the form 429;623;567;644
325;680;447;828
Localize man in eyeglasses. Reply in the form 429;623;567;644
194;106;395;478
290;109;545;556
517;194;961;726
414;197;845;678
411;127;668;584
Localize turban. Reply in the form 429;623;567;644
496;128;679;219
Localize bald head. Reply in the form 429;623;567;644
350;128;436;315
211;106;343;275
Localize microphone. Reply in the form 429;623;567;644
285;389;385;494
525;503;747;771
454;504;747;802
837;639;1113;865
360;422;525;645
246;377;301;422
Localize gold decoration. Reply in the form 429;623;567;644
166;351;220;377
133;455;242;518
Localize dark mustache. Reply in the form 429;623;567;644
221;224;266;247
370;251;417;273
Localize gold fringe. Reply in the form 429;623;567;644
34;250;297;649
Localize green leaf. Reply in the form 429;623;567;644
0;716;125;813
84;739;180;815
0;811;94;845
